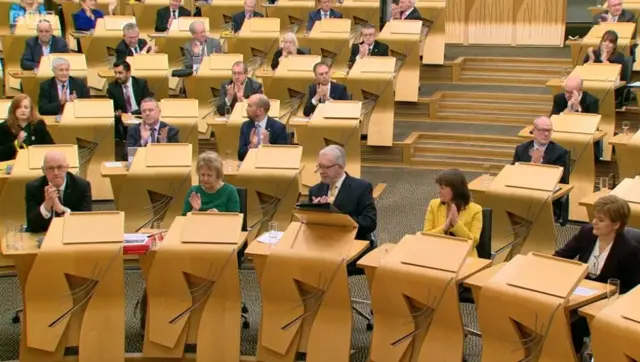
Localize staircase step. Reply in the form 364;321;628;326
462;66;565;77
462;57;572;66
437;94;552;105
436;101;549;114
433;112;536;126
410;154;511;171
413;144;514;159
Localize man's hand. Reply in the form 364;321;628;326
43;185;57;210
207;208;218;212
358;43;368;58
312;196;329;204
60;90;67;105
158;127;168;143
189;192;201;211
53;194;65;214
226;83;236;101
235;84;245;101
249;128;259;148
314;84;328;103
192;41;202;55
140;123;150;144
391;3;401;19
68;91;78;102
530;147;544;164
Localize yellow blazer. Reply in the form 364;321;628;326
423;199;483;257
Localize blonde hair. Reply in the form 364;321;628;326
282;32;299;48
593;194;630;232
197;151;223;180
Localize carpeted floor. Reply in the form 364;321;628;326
0;166;582;362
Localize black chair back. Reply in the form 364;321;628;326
236;186;248;232
476;208;492;259
625;227;640;245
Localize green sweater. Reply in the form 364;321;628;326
182;183;241;215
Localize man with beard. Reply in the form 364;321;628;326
237;94;288;161
107;60;153;140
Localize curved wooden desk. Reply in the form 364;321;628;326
609;130;640;180
579;176;640;228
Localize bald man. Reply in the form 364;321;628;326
237;94;288;161
593;0;636;25
25;151;92;232
551;76;599;115
231;0;264;33
21;20;69;71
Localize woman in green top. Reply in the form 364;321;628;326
182;151;241;215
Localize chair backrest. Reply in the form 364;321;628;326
236;186;248;232
299;47;311;55
623;56;634;84
624;227;640;245
563;149;571;184
476;208;492;259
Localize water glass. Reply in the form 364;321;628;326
622;121;630;136
267;222;278;248
599;177;610;191
482;164;491;186
607;278;620;301
225;106;232;118
152;220;163;231
5;222;24;250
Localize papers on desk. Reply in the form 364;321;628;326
214;117;229;121
256;231;284;243
104;162;124;168
628;81;640;87
291;117;310;122
572;286;598;297
124;233;149;244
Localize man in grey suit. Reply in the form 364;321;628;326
183;20;221;71
216;61;264;116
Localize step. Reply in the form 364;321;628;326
436;101;549;114
433;112;538;125
458;74;551;86
413;133;522;147
413;144;514;160
436;93;552;104
462;65;565;77
410;154;511;171
462;57;572;66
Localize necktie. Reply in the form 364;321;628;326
256;124;262;145
246;12;251;19
123;84;133;113
60;83;67;98
328;184;337;203
133;46;139;54
149;127;157;144
172;10;177;19
368;47;372;56
322;12;328;19
57;188;63;204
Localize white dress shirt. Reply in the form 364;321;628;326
311;82;332;106
56;80;70;99
122;77;139;113
40;178;71;219
331;172;346;196
587;238;612;277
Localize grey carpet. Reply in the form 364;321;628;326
0;167;581;362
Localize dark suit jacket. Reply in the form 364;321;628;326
348;40;390;68
237;117;288;161
512;140;569;184
25;172;93;233
303;81;350;116
231;10;264;32
115;38;149;62
308;173;377;241
306;8;343;31
21;36;69;70
550;91;600;116
216;78;264;116
38;76;91;116
126;121;180;147
0;120;55;162
554;225;640;293
107;76;152;115
401;8;422;20
583;49;625;65
155;6;191;32
271;47;306;70
592;9;636;25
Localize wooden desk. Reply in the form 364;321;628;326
579;176;640;227
578;298;608;325
568;22;636;66
609;130;640;180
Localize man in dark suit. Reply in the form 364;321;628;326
115;23;155;61
306;0;342;32
237;94;288;161
155;0;191;32
592;0;635;25
217;61;263;116
231;0;263;32
397;0;422;20
348;23;389;68
126;97;180;147
551;76;600;115
38;57;90;116
303;62;350;116
308;144;377;256
21;19;69;71
107;60;153;140
25;151;92;233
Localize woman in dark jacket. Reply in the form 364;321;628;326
0;93;54;162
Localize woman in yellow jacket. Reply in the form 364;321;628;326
423;169;483;256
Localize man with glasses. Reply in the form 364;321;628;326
303;62;350;116
309;145;377;243
348;23;389;69
126;98;180;147
512;116;569;219
25;151;92;232
216;61;263;116
115;23;156;62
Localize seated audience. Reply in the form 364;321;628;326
309;145;377;244
38;57;90;116
423;168;482;256
237;94;288;161
231;0;263;33
348;23;389;69
115;23;155;61
21;19;69;71
182;151;241;215
126;98;180;147
592;0;635;25
155;0;191;32
25;151;92;233
271;32;305;70
551;76;599;115
107;60;153;140
183;20;221;71
73;0;115;32
393;0;422;20
9;0;45;32
554;194;640;353
584;30;625;65
303;62;350;116
306;0;342;32
217;61;263;116
0;94;54;162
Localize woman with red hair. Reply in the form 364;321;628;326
0;93;54;161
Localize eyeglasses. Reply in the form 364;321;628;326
231;71;246;76
534;127;553;134
315;163;338;172
43;165;68;173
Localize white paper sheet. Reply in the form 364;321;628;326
104;162;124;168
256;231;284;243
572;286;598;297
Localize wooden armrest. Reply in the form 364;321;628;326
373;183;386;200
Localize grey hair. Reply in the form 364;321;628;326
320;145;346;167
122;22;138;34
189;20;205;35
37;19;51;29
282;32;298;47
140;97;159;108
533;116;552;128
51;57;70;71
